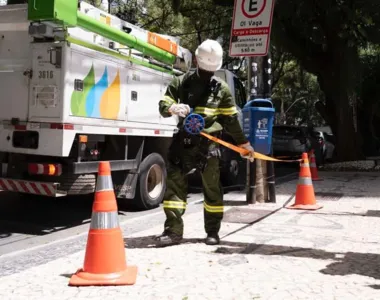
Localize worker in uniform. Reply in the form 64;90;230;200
157;39;255;246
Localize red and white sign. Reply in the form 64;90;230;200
229;0;275;57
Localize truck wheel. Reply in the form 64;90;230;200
135;153;166;210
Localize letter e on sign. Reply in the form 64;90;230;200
242;0;266;18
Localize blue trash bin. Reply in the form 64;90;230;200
242;98;275;155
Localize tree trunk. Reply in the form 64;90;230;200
255;160;265;203
317;46;363;161
358;102;380;156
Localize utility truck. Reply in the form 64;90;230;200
0;1;247;210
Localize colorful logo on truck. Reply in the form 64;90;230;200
70;65;121;119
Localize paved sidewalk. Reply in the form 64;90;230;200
0;172;380;300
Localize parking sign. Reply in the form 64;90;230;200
229;0;275;56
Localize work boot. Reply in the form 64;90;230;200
205;233;220;245
155;231;182;246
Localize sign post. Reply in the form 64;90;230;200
229;0;275;204
229;0;275;57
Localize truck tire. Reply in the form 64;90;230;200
134;153;166;210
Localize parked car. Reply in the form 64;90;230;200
323;132;336;161
272;125;325;165
312;131;336;162
310;131;326;164
272;125;312;158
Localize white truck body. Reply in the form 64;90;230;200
0;3;246;209
0;4;179;157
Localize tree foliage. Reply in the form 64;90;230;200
272;60;324;127
114;0;242;68
168;0;380;160
7;0;380;159
356;45;380;154
270;0;380;159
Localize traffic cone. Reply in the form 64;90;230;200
286;153;323;210
69;161;137;286
309;149;323;181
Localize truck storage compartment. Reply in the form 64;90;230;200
28;42;63;120
0;4;31;122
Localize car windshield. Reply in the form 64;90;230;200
324;133;336;143
273;126;303;138
312;131;322;138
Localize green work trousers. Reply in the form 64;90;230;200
163;155;224;236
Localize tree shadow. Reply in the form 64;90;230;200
299;210;380;218
0;232;11;239
319;252;380;280
368;285;380;290
222;200;248;206
124;235;204;249
0;191;141;238
366;210;380;218
0;194;93;236
124;235;380;284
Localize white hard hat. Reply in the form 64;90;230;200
195;39;223;72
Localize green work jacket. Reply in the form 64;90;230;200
159;70;247;145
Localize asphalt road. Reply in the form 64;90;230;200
0;163;298;257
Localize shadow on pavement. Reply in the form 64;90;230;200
0;193;90;236
124;235;380;284
319;252;380;281
366;210;380;218
299;210;380;218
223;200;248;206
188;185;245;194
369;285;380;290
0;192;136;238
124;235;204;249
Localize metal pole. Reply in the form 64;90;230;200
266;146;276;203
246;159;257;204
252;56;267;202
247;57;252;97
263;53;276;203
246;57;256;204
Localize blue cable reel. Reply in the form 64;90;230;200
183;110;205;135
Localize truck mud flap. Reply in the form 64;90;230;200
113;171;138;200
0;178;67;197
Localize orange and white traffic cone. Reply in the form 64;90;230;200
286;152;323;210
309;149;323;181
69;161;137;286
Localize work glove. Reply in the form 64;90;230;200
168;103;191;118
239;142;255;162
